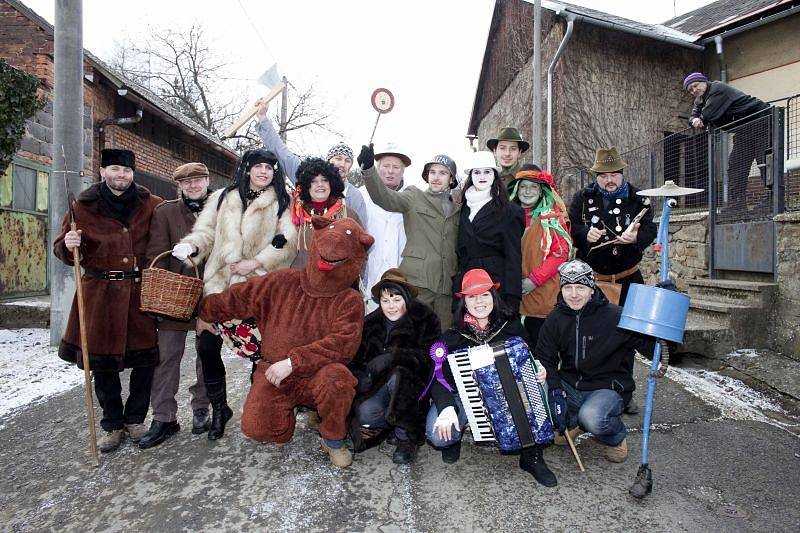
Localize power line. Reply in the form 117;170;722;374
236;0;276;60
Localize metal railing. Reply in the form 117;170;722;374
785;95;800;211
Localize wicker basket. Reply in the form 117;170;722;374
140;251;204;321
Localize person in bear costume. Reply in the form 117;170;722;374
198;216;374;468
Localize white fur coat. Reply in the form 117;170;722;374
180;187;298;295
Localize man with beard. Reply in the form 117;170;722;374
568;147;656;307
139;163;213;449
54;149;162;453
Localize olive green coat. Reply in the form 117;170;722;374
362;166;460;297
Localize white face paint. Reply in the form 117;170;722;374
517;180;542;208
470;168;495;191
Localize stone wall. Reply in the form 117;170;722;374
774;211;800;359
640;211;709;291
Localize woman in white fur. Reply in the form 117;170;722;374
171;149;298;440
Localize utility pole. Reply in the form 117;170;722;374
50;0;84;345
532;0;543;166
280;76;288;142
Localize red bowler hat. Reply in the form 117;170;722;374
455;268;500;298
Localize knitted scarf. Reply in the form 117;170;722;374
529;186;573;260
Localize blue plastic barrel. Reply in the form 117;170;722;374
618;284;690;343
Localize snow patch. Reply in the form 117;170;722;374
0;328;82;425
0;299;50;308
650;355;794;433
726;348;760;359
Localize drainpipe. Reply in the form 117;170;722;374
98;104;143;151
714;35;727;83
547;12;574;172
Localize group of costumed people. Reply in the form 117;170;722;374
55;107;660;488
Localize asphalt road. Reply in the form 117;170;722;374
2;346;799;533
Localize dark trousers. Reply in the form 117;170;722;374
94;367;155;431
355;374;408;441
196;330;225;382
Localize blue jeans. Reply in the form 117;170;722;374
562;382;626;446
425;395;469;448
355;374;408;441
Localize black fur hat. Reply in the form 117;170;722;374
101;149;135;170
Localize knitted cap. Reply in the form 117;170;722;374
683;72;708;89
558;260;595;289
326;142;354;162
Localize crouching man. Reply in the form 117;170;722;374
535;260;654;464
198;216;373;467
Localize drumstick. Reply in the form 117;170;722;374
564;430;585;472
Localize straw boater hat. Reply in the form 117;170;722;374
486;127;530;153
589;147;627;174
371;267;418;301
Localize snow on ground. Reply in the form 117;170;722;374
0;299;50;308
0;328;82;428
638;353;795;433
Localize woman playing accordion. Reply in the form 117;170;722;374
424;269;557;487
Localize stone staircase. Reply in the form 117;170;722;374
680;279;778;359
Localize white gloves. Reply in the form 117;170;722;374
433;406;460;433
521;278;536;295
171;242;195;261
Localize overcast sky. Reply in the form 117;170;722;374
23;0;714;186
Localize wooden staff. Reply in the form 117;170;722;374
564;430;585;472
63;169;99;467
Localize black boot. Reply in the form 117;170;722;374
392;439;418;464
192;408;211;434
138;420;180;449
206;379;233;441
519;446;557;487
441;440;462;464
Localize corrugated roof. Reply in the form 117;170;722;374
662;0;793;37
538;1;698;43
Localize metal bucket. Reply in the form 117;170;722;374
618;284;690;343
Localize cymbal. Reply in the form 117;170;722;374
637;180;704;197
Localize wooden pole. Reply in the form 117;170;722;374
71;223;99;467
564;430;585;472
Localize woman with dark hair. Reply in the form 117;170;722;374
454;151;524;313
171;149;298;440
427;269;555;487
290;157;361;269
348;268;440;464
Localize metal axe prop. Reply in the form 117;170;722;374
222;63;286;139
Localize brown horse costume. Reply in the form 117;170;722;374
199;216;373;444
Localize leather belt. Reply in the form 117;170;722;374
594;265;639;283
84;269;141;281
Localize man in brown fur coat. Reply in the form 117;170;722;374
54;149;162;453
199;216;373;468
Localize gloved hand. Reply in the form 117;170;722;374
172;242;195;261
433;405;461;442
365;351;393;377
271;234;287;249
357;144;375;170
521;277;536;295
548;387;568;433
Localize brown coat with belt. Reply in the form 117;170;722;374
145;197;206;331
53;183;162;372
